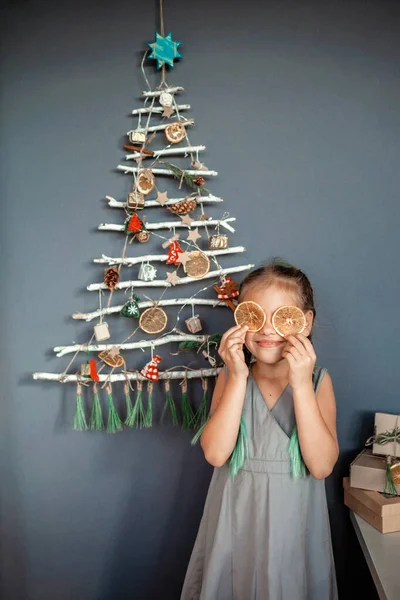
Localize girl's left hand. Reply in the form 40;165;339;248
282;334;316;390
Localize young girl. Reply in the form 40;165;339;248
181;261;339;600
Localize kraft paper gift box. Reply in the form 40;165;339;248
343;477;400;534
350;449;400;495
372;412;400;458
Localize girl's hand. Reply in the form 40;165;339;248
218;324;249;380
282;334;316;390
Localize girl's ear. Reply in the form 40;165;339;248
303;310;314;337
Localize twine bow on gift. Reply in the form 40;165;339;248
365;415;400;495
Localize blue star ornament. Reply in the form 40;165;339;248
148;32;182;69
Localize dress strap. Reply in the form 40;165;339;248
312;366;327;394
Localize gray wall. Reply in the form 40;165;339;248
1;0;399;598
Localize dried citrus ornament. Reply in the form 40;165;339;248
139;306;168;334
272;305;306;337
234;301;266;332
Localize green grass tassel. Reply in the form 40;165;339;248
288;425;307;479
181;380;195;430
106;384;123;433
124;381;145;428
89;383;104;431
161;381;178;427
73;383;88;431
229;417;248;478
384;457;398;496
195;380;209;430
144;382;153;428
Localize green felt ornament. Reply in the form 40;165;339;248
73;383;88;431
120;294;140;319
89;383;104;431
106;383;123;433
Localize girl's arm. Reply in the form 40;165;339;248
283;335;339;480
200;325;249;467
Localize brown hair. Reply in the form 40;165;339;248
239;258;316;335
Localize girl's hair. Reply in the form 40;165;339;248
239;258;316;335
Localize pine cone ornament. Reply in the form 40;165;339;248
167;198;197;215
193;176;206;187
104;266;119;290
140;355;162;381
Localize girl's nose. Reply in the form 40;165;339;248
260;316;276;336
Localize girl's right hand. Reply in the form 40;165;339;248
218;324;249;379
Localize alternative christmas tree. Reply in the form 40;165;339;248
33;23;254;432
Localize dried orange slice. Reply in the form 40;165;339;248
136;169;155;195
391;463;400;485
234;301;266;332
183;251;210;279
139;306;168;334
272;305;306;337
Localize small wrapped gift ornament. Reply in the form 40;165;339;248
128;129;146;144
127;190;145;210
209;233;229;250
138;261;157;282
80;363;91;377
94;321;110;341
371;413;400;458
185;315;202;334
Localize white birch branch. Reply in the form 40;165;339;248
98;217;236;234
106;193;223;209
87;264;254;292
73;298;228;322
117;165;218;177
93;246;246;266
132;104;190;115
54;333;206;357
127;118;194;135
142;87;184;97
126;145;205;160
33;368;221;383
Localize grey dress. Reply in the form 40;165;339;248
181;366;338;600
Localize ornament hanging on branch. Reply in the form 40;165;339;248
136;230;150;243
185;314;202;334
209;233;229;250
166;270;181;286
139;306;168;334
98;347;125;368
94;321;110;342
165;122;186;144
136;169;155;195
148;32;182;69
128;129;146;144
120;294;141;318
193;175;206;187
127;190;145;210
214;277;239;311
159;91;174;107
167;197;197;215
160;161;209;194
104;266;120;290
184;251;210;279
138;261;158;281
166;240;183;265
140;355;162;381
125;212;145;235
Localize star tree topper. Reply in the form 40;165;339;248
148;32;182;69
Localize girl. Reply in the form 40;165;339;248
181;261;339;600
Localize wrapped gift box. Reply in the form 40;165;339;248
372;412;400;458
344;477;400;533
350;449;400;495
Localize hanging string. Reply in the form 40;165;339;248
159;0;167;87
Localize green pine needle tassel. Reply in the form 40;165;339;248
288;425;307;479
161;380;179;427
124;381;145;428
229;417;248;478
384;457;398;496
181;379;195;430
73;383;88;431
195;379;209;430
89;383;104;431
144;381;153;428
106;383;123;434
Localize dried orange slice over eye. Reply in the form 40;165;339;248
234;301;266;332
272;305;306;337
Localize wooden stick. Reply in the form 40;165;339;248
124;145;154;155
93;246;246;266
117;165;218;177
126;145;205;160
106;193;223;209
33;367;221;383
54;333;206;357
142;86;184;97
72;298;228;322
128;119;194;135
87;264;254;292
98;217;236;233
132;104;190;115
